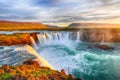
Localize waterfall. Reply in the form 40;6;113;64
37;34;48;44
0;44;53;69
101;34;105;44
76;32;80;42
25;45;53;69
30;37;38;48
37;32;81;45
46;33;52;41
0;46;36;66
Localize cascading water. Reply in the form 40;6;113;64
0;45;53;69
1;31;120;80
77;32;80;42
0;45;36;66
25;45;53;69
101;34;105;44
37;31;81;45
30;37;38;48
32;31;120;80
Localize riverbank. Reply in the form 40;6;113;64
0;60;79;80
0;32;38;46
1;29;120;46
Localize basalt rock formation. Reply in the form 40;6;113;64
80;29;120;43
87;44;114;51
0;60;79;80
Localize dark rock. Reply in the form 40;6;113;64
68;74;74;79
88;44;114;51
61;69;66;75
95;44;114;50
23;60;40;67
76;78;82;80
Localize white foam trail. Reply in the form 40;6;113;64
25;45;53;69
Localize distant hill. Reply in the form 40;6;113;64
0;20;47;30
68;23;120;28
46;25;59;28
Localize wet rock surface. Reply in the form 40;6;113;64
95;44;114;50
88;44;114;51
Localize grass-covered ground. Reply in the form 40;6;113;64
0;33;30;46
0;60;79;80
0;20;47;31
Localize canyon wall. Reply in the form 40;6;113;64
1;29;120;46
80;29;120;43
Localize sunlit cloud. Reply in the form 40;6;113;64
0;0;120;26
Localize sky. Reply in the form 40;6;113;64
0;0;120;26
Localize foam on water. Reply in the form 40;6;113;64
36;32;120;80
1;31;120;80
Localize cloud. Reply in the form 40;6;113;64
0;0;120;25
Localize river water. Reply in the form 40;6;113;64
1;31;120;80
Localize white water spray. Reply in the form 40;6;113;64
25;45;53;69
36;32;81;45
30;37;38;48
101;34;105;44
76;32;80;42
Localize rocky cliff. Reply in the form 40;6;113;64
0;33;38;46
80;29;120;43
1;29;120;46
